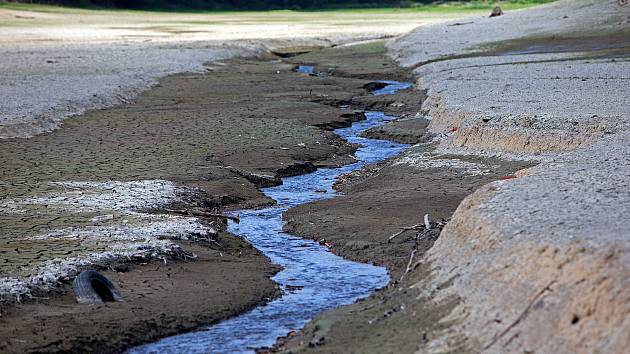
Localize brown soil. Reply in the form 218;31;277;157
0;41;431;353
0;236;279;354
275;155;532;354
263;45;535;353
360;117;431;144
1;40;532;354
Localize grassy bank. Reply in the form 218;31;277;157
0;0;555;15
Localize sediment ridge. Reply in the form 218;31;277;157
273;1;630;353
382;1;630;352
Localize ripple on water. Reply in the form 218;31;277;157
128;79;412;354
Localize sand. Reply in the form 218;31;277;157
383;1;630;352
0;4;476;139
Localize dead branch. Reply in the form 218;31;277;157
388;224;423;242
424;214;431;230
165;209;240;223
399;247;417;282
388;214;448;243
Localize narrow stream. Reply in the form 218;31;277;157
129;72;412;354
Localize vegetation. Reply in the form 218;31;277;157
0;0;555;11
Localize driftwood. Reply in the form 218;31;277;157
388;224;423;242
399;247;417;282
165;209;240;224
390;214;449;282
424;214;431;229
388;214;446;242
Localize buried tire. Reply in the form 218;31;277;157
73;270;123;305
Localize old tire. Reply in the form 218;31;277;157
73;270;123;305
363;81;389;92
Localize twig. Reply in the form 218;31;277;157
399;247;417;282
388;224;422;242
165;209;240;223
481;280;556;352
388;214;439;242
447;21;474;26
116;94;130;104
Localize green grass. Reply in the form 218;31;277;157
302;1;555;13
0;1;555;16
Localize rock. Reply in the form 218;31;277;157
233;169;282;188
276;162;316;178
490;6;504;17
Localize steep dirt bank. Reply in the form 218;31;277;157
274;156;530;354
258;43;532;353
377;0;630;352
0;46;412;353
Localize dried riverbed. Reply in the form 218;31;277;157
0;41;419;353
1;41;531;353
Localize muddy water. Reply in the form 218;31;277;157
128;75;412;354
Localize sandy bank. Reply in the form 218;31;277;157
385;0;630;352
256;42;528;354
0;45;428;352
0;5;471;139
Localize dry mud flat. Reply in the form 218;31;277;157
275;1;630;353
0;4;476;139
248;46;529;353
0;44;360;352
0;42;454;353
0;240;279;354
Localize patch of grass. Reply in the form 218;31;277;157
0;2;84;13
303;1;555;13
0;1;555;16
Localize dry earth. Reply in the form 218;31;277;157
0;239;279;354
3;1;628;353
0;4;480;138
383;1;630;353
269;43;531;354
0;41;447;353
272;1;630;353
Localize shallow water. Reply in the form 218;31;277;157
128;72;412;354
294;65;315;74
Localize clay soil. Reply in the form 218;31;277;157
274;155;531;353
0;237;279;354
0;41;437;353
1;40;533;353
268;45;533;353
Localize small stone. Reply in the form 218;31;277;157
490;6;503;17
